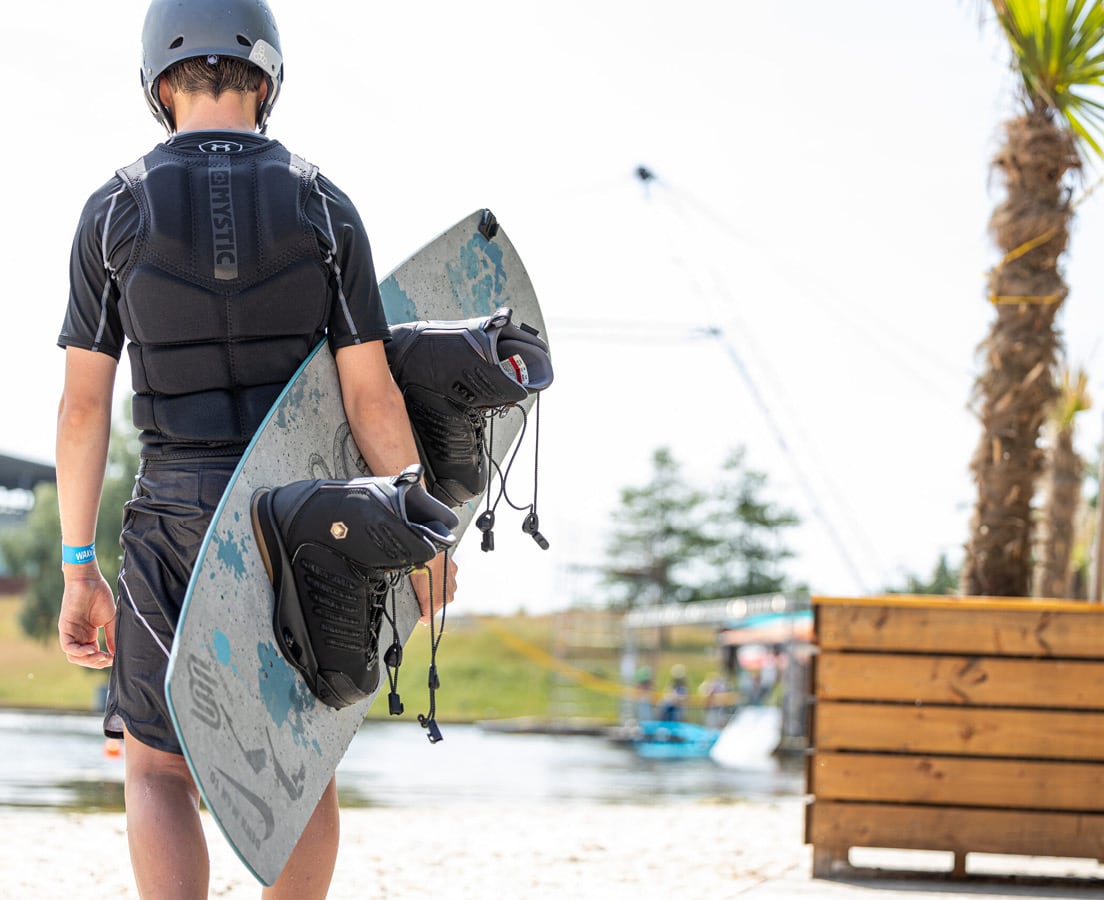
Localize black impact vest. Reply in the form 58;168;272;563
115;140;329;458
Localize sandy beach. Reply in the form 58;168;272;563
5;798;1104;899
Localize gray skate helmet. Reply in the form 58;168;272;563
140;0;284;134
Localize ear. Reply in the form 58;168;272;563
254;79;270;129
157;79;174;113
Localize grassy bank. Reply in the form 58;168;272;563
0;595;724;724
0;595;109;710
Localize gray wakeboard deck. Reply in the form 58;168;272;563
164;209;546;885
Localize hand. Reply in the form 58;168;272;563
58;570;116;668
409;551;458;625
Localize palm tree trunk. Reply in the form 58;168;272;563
961;108;1078;597
1035;425;1082;597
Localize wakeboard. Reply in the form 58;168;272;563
164;209;547;885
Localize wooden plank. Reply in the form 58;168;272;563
806;801;1104;862
813;594;1100;614
816;602;1104;658
813;701;1104;760
811;751;1104;811
815;651;1104;709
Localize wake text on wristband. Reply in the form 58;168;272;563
62;543;96;565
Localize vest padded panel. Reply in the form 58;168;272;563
116;142;330;454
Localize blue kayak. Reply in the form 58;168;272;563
628;720;721;759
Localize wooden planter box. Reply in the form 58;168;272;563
805;595;1104;879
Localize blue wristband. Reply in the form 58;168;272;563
62;542;96;565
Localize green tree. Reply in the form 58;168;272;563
602;446;800;608
0;410;139;641
601;448;710;609
886;553;962;596
962;0;1104;597
697;448;801;599
2;480;63;640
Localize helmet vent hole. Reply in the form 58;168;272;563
168;36;184;50
236;34;252;47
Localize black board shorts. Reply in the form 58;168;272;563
104;458;237;754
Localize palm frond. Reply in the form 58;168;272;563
1052;366;1092;428
992;0;1104;159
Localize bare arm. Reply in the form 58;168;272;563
334;341;457;621
56;347;118;668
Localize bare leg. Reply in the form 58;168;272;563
263;777;340;900
123;728;210;899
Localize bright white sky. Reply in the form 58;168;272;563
4;1;1104;614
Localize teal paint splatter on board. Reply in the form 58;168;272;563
481;239;507;294
213;630;232;665
256;641;320;754
287;384;304;406
273;384;308;431
215;531;247;579
446;234;509;316
210;629;239;676
380;277;418;322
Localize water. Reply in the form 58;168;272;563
0;710;127;810
0;709;803;812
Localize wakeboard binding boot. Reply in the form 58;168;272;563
386;307;553;507
251;464;458;710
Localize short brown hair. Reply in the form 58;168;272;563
162;55;264;97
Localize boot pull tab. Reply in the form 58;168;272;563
477;510;496;552
396;464;423;486
522;512;550;550
419;713;444;743
486;308;512;332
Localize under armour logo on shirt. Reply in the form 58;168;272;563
199;141;245;154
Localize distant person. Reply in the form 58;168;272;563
659;664;690;722
54;1;455;896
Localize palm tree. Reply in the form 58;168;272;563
961;0;1104;597
1035;367;1091;598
